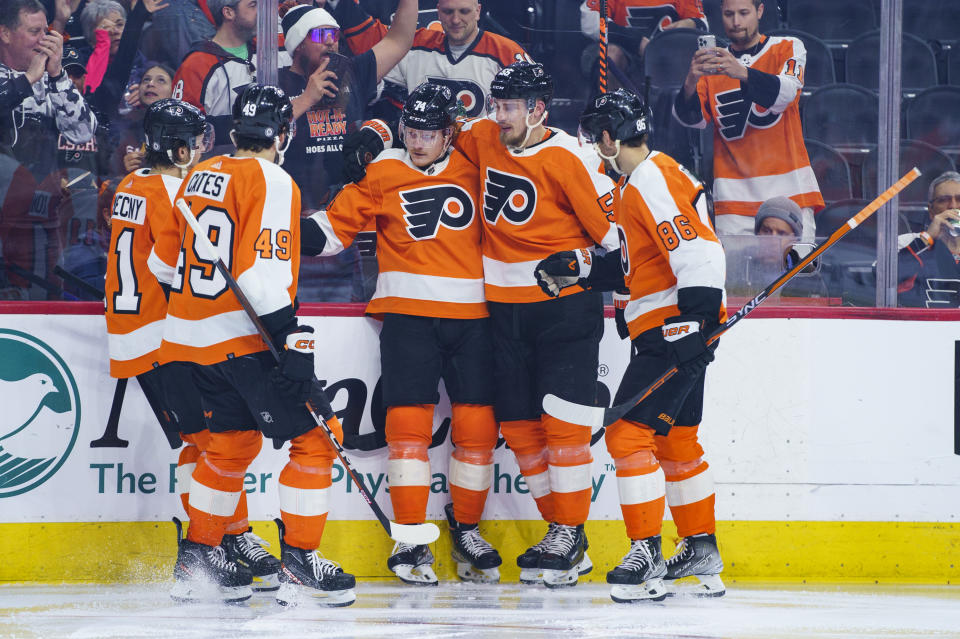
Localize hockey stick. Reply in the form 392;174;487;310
175;198;440;546
598;0;609;92
90;378;130;448
544;167;922;428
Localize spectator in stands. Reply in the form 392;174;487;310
755;195;802;238
377;0;531;123
0;0;97;182
897;172;960;308
673;0;823;243
278;0;415;302
579;0;708;92
138;0;216;70
79;0;167;126
111;62;176;176
172;0;256;145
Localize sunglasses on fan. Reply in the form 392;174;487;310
308;27;339;44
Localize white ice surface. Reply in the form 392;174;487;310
2;582;959;639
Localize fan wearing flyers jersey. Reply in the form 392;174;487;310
536;89;727;602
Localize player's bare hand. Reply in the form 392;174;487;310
39;31;64;78
926;208;960;240
304;57;338;104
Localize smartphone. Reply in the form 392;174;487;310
697;34;717;50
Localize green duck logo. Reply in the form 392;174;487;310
0;330;80;497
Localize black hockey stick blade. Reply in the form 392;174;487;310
175;199;439;546
545;167;922;427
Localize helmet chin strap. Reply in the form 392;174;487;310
169;148;199;178
593;140;624;175
508;104;547;152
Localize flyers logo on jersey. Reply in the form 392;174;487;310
483;169;537;225
714;87;782;141
400;185;475;240
427;76;485;117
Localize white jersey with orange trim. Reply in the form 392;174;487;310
104;169;182;378
308;147;486;319
673;35;824;219
456;117;619;304
384;29;532;118
159;155;301;366
618;151;727;338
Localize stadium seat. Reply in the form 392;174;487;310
902;0;960;44
805;139;853;203
904;87;960;159
785;0;876;44
802;84;878;150
948;45;960;86
767;29;836;90
641;28;701;91
845;31;938;93
648;88;697;173
861;139;956;203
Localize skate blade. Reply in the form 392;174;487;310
456;562;500;584
610;578;668;603
665;574;726;597
252;572;280;592
542;567;579;589
170;580;252;604
392;563;439;586
276;582;356;607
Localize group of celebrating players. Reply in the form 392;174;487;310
104;55;728;607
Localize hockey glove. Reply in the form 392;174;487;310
271;326;316;403
341;119;393;184
662;315;714;378
613;289;630;340
535;249;593;298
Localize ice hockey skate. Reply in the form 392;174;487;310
607;536;668;603
387;542;439;586
221;527;280;592
169;518;253;604
538;523;593;588
444;503;502;584
274;519;356;607
516;523;593;585
664;533;726;597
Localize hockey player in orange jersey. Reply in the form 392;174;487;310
301;82;502;585
105;98;283;597
158;84;355;606
538;90;728;602
453;61;620;588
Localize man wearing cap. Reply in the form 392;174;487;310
278;0;416;211
172;0;257;146
755;195;803;238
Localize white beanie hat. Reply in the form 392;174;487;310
282;5;340;55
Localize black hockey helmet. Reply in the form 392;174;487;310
489;61;553;109
232;83;294;141
144;98;208;153
578;89;653;145
401;82;460;130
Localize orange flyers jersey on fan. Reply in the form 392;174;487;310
309;148;486;319
617;151;726;338
584;0;706;30
159;155;301;366
104;170;182;379
384;29;531;118
687;36;824;217
456;117;619;304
